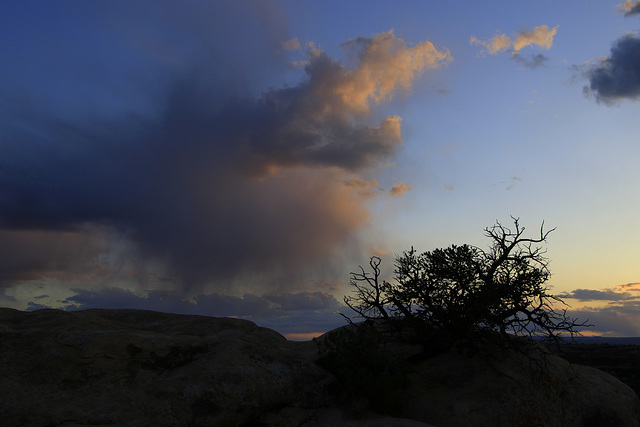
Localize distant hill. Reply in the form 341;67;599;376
568;336;640;345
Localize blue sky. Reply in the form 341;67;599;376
1;1;639;338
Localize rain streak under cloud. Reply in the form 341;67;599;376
0;2;452;299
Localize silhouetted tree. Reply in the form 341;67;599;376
343;256;392;322
344;217;589;344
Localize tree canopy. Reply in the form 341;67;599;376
344;217;589;344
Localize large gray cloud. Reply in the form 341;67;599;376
583;34;640;103
0;3;450;294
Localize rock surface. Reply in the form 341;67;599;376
306;324;640;427
550;342;640;396
1;308;638;426
0;308;334;426
402;342;640;427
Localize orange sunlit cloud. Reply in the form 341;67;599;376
390;181;412;197
336;31;452;113
615;282;640;293
471;25;558;55
290;30;452;114
617;0;640;15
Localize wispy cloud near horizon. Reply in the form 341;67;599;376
560;283;640;336
52;287;345;337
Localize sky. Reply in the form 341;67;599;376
1;0;639;339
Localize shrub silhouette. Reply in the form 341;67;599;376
343;217;590;347
314;322;409;416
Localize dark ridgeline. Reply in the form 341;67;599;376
549;338;640;398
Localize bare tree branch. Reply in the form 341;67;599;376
342;217;591;346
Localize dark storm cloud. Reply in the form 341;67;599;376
0;3;451;291
583;34;640;103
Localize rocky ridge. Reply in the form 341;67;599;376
0;308;638;426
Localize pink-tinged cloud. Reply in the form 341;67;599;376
560;283;640;336
618;0;640;16
560;282;640;302
569;303;640;337
471;25;558;55
616;282;640;292
336;30;452;113
390;181;412;197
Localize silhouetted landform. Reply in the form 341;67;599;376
576;337;640;345
548;339;640;398
1;308;639;426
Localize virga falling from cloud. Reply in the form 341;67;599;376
0;2;452;296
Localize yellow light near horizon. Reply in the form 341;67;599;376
284;332;325;341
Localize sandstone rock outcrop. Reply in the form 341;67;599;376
402;341;640;427
309;324;640;427
0;308;333;426
1;308;638;426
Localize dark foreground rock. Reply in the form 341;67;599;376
402;342;639;426
0;308;336;426
1;308;638;426
548;341;640;397
309;324;640;427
